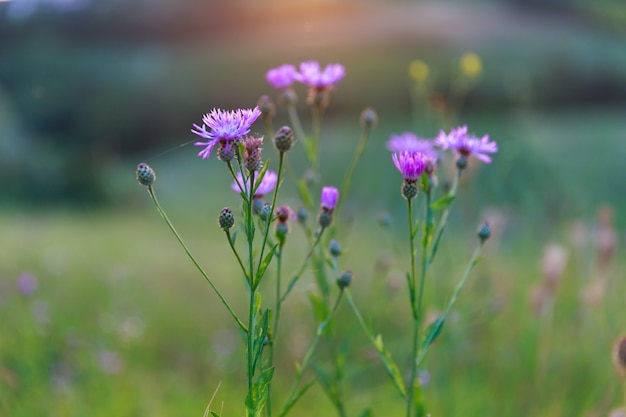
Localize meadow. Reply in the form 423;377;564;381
1;104;624;416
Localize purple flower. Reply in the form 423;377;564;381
434;125;498;163
386;132;438;159
231;170;278;196
294;61;345;89
191;107;262;159
320;186;339;211
266;64;298;89
392;151;426;181
17;273;38;296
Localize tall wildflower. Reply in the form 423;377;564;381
434;125;497;168
392;151;426;200
266;64;299;105
191;107;262;160
294;61;345;109
318;186;339;228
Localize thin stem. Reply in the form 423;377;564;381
406;196;419;417
227;161;248;202
427;168;462;266
287;103;308;158
225;230;249;283
264;118;274;139
281;228;325;302
256;153;284;282
146;186;247;333
336;124;371;214
416;241;484;366
266;241;284;417
311;105;322;173
278;291;344;417
247;170;257;390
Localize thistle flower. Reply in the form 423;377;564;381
266;64;298;90
275;204;295;244
242;136;264;172
319;186;339;228
320;186;339;212
191;107;262;159
434;125;497;164
294;61;345;89
387;132;437;159
231;170;278;197
392;151;426;181
392;151;426;200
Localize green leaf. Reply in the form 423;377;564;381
252;309;270;372
373;334;407;398
255;243;278;288
411;219;420;239
312;364;342;410
209;412;220;417
308;292;329;323
430;195;456;211
421;315;445;351
278;379;316;417
358;408;373;417
253;162;270;195
245;367;275;417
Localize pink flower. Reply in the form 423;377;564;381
231;171;278;197
320;186;339;211
392;151;426;181
434;125;497;163
191;107;262;159
266;64;298;89
386;132;438;159
294;61;345;89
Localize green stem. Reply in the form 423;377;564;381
278;291;344;417
256;153;284;282
247;170;257;390
265;118;275;139
311;105;322;173
147;186;247;333
336;124;371;213
416;241;484;366
286;103;309;160
227;161;248;202
406;196;419;417
281;228;324;302
225;230;249;283
427;168;462;266
266;241;284;417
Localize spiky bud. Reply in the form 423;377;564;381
613;335;626;378
217;143;237;162
218;207;235;230
260;203;273;221
477;222;491;243
297;207;308;225
136;163;156;186
329;239;342;257
337;270;352;289
257;95;275;120
456;155;468;170
360;107;378;128
275;222;289;244
318;211;333;229
243;136;264;172
401;180;419;201
273;126;295;154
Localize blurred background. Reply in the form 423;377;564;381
1;0;625;416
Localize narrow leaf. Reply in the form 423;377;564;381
430;195;456;211
308;292;329;323
373;334;407;398
278;379;316;417
245;367;275;417
421;315;445;350
296;179;314;210
255;243;278;287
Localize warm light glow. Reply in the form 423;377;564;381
460;53;483;77
409;60;429;82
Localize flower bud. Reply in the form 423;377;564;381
456;155;468;170
218;207;235;230
260;203;273;221
329;239;342;257
401;180;419;201
273;126;295;153
337;270;352;289
217;143;237;162
477;222;491;243
275;222;289;244
136;163;156;186
360;107;378;128
318;211;333;229
257;95;275;120
297;207;308;225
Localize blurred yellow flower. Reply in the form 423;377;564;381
409;60;429;82
460;53;483;77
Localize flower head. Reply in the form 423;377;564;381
294;61;345;89
392;151;426;181
266;64;298;90
232;170;278;197
434;125;497;164
191;107;262;159
17;273;38;297
320;186;339;212
242;136;264;172
387;132;438;159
